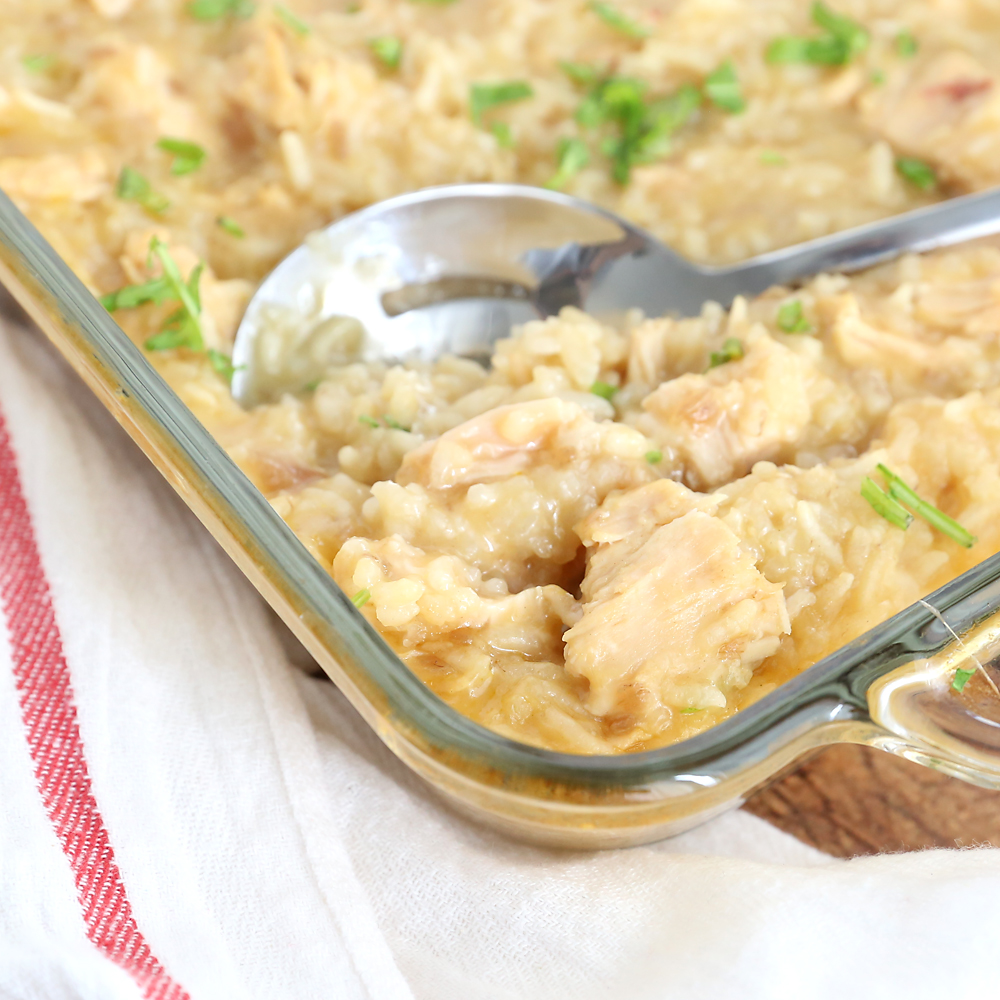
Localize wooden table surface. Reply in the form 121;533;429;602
744;744;1000;857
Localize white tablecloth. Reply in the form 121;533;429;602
1;317;998;1000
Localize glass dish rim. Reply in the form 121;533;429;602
4;187;1000;791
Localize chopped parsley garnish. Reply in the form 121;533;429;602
274;3;310;35
207;348;239;383
708;337;744;368
759;150;787;165
384;416;409;431
767;2;869;67
870;68;885;85
559;61;602;86
776;299;812;333
469;81;534;126
645;449;663;464
101;274;174;312
352;589;371;609
704;61;745;114
896;156;936;191
369;35;403;70
102;237;206;353
588;1;651;40
115;166;170;215
545;137;590;189
860;476;913;530
952;667;975;693
490;121;514;148
578;76;701;183
590;380;618;400
187;0;257;19
304;379;321;392
187;0;256;18
895;30;918;57
358;414;381;428
217;215;245;238
876;464;977;548
22;54;56;74
156;137;207;176
811;1;869;55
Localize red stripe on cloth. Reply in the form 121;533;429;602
0;407;189;1000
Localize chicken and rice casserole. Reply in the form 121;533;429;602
5;0;1000;753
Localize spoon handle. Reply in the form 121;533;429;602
713;187;1000;295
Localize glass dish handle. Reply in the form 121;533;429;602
868;587;1000;788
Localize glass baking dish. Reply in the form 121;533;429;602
4;186;1000;850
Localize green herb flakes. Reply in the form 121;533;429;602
876;464;977;548
217;215;245;238
588;1;651;40
870;68;885;85
469;80;534;126
811;1;869;57
952;667;976;693
358;414;381;428
759;150;787;165
352;589;371;609
157;137;207;176
860;476;913;530
207;349;238;383
559;61;601;87
187;0;257;20
369;35;403;70
895;30;918;58
100;277;173;312
490;121;514;148
545;137;590;189
645;450;663;464
590;380;618;400
704;61;745;114
708;337;743;368
895;156;936;190
115;166;170;215
767;2;869;67
578;76;700;183
22;54;56;74
102;237;206;356
776;299;812;333
384;416;409;431
274;3;309;35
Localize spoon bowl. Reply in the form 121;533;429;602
232;183;1000;407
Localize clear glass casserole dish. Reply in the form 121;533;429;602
4;186;1000;850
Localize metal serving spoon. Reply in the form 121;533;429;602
231;183;1000;407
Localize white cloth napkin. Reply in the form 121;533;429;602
2;314;1000;1000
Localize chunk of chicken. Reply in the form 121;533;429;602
830;293;992;396
364;398;656;591
564;480;789;725
860;50;1000;190
635;334;866;490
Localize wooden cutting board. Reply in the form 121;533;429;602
744;744;1000;857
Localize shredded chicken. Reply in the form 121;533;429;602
860;50;1000;190
565;481;789;725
